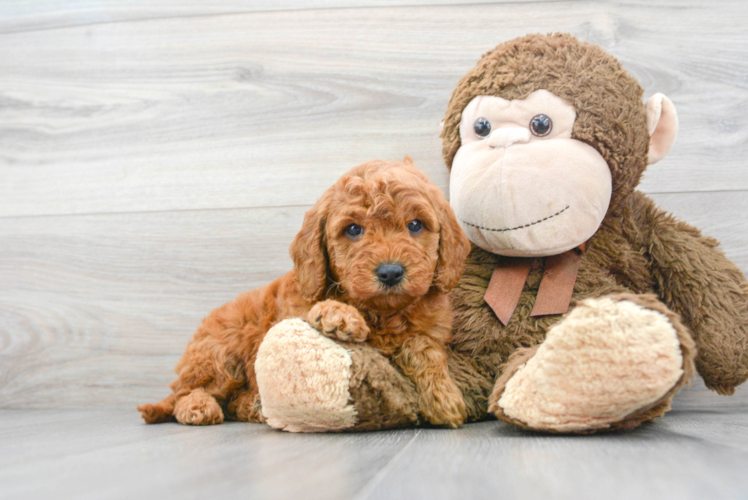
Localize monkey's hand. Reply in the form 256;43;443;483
642;195;748;394
307;300;369;343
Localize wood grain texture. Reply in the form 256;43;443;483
1;391;747;500
0;0;558;35
0;206;302;408
0;409;420;500
1;1;748;218
0;192;746;409
1;1;748;412
2;3;748;498
368;390;748;500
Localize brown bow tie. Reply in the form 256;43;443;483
484;242;589;326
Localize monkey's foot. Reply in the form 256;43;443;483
173;388;224;425
489;294;695;433
255;318;358;432
256;318;419;432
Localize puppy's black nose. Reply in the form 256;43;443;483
376;263;405;287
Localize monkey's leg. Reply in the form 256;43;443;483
255;318;420;432
488;293;696;433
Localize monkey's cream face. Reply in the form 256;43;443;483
450;90;612;257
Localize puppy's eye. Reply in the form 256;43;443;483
530;114;552;137
344;224;364;239
474;117;491;138
407;220;423;234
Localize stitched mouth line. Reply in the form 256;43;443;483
461;205;570;232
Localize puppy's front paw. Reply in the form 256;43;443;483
420;381;467;429
308;300;369;342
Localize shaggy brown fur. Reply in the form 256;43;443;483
138;158;471;427
315;33;748;432
443;34;748;423
442;33;650;216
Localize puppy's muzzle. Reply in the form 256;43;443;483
376;263;405;288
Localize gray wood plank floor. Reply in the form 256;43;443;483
2;1;748;499
2;381;747;500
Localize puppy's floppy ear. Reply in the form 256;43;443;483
433;191;471;293
290;194;330;302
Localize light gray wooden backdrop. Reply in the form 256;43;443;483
1;0;747;410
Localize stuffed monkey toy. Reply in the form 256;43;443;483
254;33;748;433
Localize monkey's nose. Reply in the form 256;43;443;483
376;263;405;287
488;127;531;148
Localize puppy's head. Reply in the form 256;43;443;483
290;157;470;310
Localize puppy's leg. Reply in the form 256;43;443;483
394;336;467;428
173;388;224;425
226;389;265;423
139;329;246;425
137;394;176;424
307;300;369;342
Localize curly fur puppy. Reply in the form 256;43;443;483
138;157;471;428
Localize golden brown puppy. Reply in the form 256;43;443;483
138;158;471;428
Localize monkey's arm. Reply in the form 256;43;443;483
634;193;748;394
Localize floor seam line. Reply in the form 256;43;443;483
352;428;422;500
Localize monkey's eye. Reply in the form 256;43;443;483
344;224;364;239
530;114;552;137
474;117;491;138
407;220;423;234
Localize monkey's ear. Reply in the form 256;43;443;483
645;93;678;165
289;199;329;302
433;193;471;293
